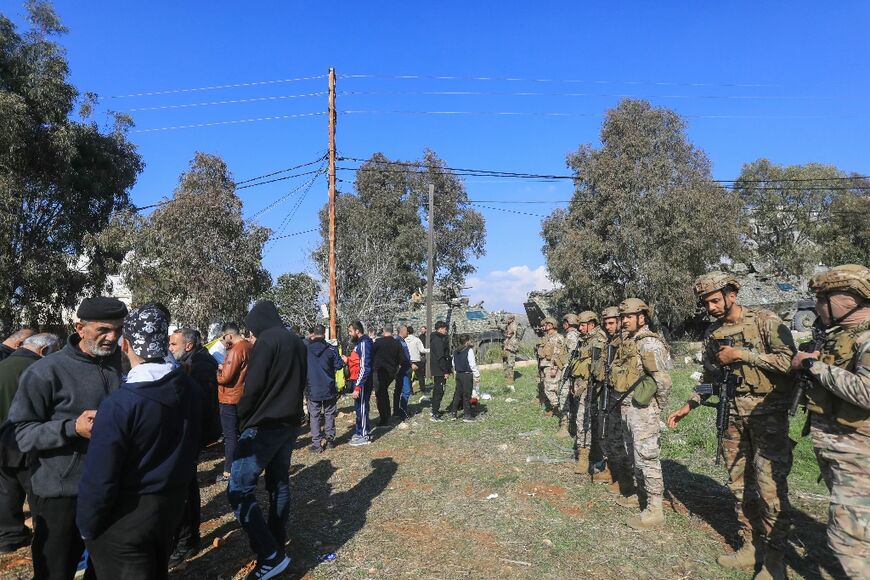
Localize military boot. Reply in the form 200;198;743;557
592;461;613;484
556;418;571;439
614;494;640;508
627;495;664;530
754;549;785;580
717;536;759;571
574;448;590;474
606;468;634;496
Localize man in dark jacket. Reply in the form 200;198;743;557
0;329;35;362
167;328;219;565
77;304;201;579
428;321;453;421
9;297;127;580
371;324;403;427
228;301;305;580
0;333;60;553
306;325;344;453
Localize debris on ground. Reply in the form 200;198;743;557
525;455;564;464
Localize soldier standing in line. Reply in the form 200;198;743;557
501;314;519;389
537;317;569;430
560;314;581;439
571;311;603;474
668;272;796;579
790;264;870;580
595;307;631;490
610;298;672;531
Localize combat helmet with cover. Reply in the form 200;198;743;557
808;264;870;300
578;310;598;324
562;313;579;326
693;271;741;298
601;306;620;320
542;316;558;327
618;298;650;315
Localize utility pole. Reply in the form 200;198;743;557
327;67;338;341
426;183;434;379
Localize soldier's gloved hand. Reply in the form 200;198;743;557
791;350;820;371
715;345;742;365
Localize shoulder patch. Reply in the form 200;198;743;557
640;350;659;373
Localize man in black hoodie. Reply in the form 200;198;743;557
371;324;403;426
9;297;127;580
428;321;453;421
228;301;306;580
77;304;201;579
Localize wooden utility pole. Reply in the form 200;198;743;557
425;183;434;378
327;68;338;340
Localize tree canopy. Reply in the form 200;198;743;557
0;1;143;332
260;272;322;332
314;150;485;325
542;99;743;329
122;153;271;333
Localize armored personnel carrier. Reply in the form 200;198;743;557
725;263;817;331
394;287;510;360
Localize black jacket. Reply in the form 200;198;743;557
178;346;220;447
372;336;402;376
429;332;453;375
8;334;122;497
0;348;41;467
0;344;15;362
239;301;306;431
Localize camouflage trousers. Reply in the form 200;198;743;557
502;350;517;382
722;411;793;552
542;369;568;415
621;400;663;498
572;381;593;449
811;414;870;579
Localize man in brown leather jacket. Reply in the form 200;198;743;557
217;327;252;483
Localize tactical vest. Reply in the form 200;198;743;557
805;320;870;429
706;308;791;396
612;328;661;393
572;334;593;379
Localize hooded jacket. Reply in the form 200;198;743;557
306;338;344;402
8;334;122;498
429;331;453;375
239;301;306;431
76;364;202;540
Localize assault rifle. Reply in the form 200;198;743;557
693;337;742;465
557;345;581;411
580;346;601;448
598;343;616;441
788;318;827;417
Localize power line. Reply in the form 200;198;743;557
267;170;323;242
110;74;328;99
469;203;549;218
338;73;777;89
127;92;327;112
249;163;326;220
133;111;326;133
342;109;870;121
236;168;324;190
235;155;327;186
341;89;853;102
267;228;318;242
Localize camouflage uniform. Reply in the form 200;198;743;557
593;329;628;474
574;326;606;449
537;320;569;415
802;265;870;579
611;299;672;524
501;316;519;383
689;305;797;556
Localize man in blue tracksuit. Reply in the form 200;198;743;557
345;321;373;446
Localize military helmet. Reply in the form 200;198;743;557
809;264;870;300
504;313;516;321
601;306;620;320
562;313;579;326
693;271;740;297
619;298;650;315
577;310;598;323
542;316;558;327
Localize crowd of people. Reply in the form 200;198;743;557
526;264;869;580
0;262;866;579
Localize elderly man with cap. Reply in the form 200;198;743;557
536;316;569;430
609;298;672;531
669;272;796;578
76;304;202;579
8;297;127;580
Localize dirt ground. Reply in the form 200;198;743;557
0;365;843;579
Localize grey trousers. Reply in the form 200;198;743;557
308;397;337;446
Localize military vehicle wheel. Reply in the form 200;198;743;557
792;309;816;333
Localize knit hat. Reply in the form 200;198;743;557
76;297;128;321
123;304;169;359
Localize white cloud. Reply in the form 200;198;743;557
466;265;556;312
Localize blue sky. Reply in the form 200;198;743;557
8;2;870;311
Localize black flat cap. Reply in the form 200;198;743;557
76;297;129;321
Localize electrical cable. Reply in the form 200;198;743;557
127;92;328;112
338;73;776;88
110;74;328;99
133;111;326;133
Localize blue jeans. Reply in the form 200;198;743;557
219;403;239;472
393;372;411;418
227;426;297;560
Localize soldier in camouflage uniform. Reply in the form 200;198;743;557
668;272;797;578
559;314;581;439
537;316;569;428
501;314;519;388
594;307;631;490
571;311;604;474
610;298;672;531
791;264;870;579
